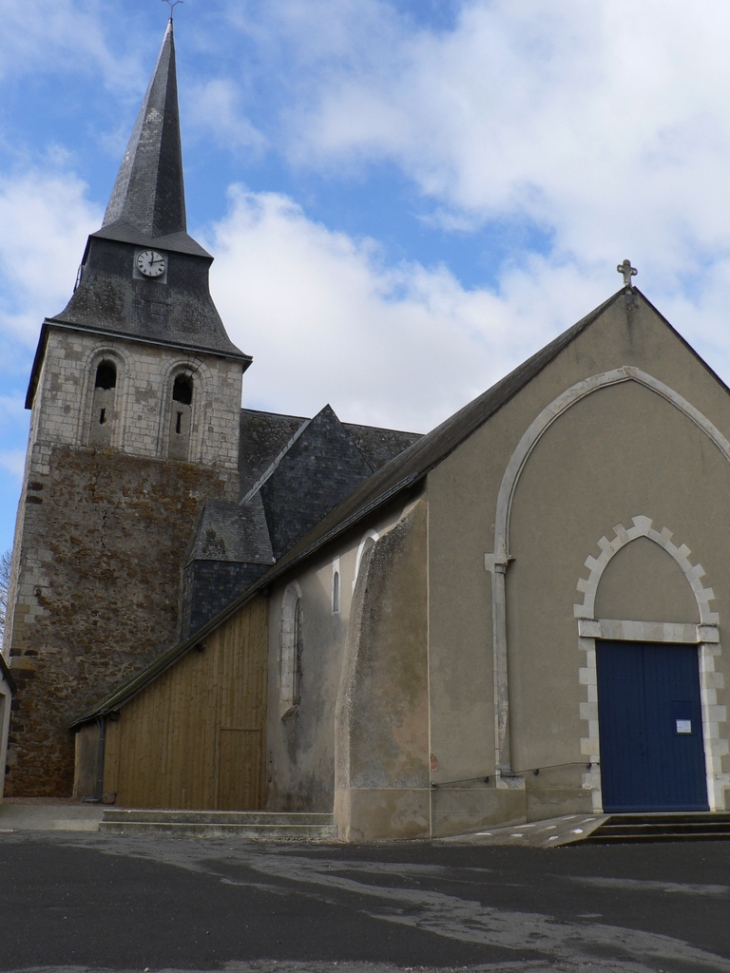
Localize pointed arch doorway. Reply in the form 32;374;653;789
575;516;729;814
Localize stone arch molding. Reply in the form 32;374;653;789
574;515;718;628
77;344;134;449
495;366;730;551
159;357;212;463
279;580;303;717
574;518;728;813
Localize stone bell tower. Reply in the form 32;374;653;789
2;20;251;796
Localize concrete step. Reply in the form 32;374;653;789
99;821;338;839
99;808;338;840
102;809;333;826
585;813;730;843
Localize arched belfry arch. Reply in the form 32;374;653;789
574;518;729;814
484;367;730;800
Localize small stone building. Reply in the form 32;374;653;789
74;286;730;839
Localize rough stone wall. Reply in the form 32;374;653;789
33;327;242;468
5;444;233;796
4;325;242;797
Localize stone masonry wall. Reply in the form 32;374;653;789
34;328;242;468
5;443;234;796
4;326;243;796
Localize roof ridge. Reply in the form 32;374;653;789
239;416;312;506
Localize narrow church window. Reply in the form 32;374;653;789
293;597;303;705
89;360;117;447
168;373;194;460
332;558;341;614
280;582;303;716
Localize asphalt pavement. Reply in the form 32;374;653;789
1;831;729;973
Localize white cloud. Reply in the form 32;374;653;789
188;79;267;155
0;0;140;89
0;171;102;347
207;186;612;431
231;1;730;299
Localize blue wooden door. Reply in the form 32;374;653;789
596;641;708;812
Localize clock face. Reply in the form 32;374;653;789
136;249;166;278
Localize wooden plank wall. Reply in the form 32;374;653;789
103;594;269;809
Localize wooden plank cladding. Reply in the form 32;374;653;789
102;595;268;810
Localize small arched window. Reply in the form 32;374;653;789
89;360;117;446
169;373;194;460
293;597;304;705
332;557;341;614
280;583;303;715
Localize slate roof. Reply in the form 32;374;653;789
342;422;422;471
237;408;422;500
181;404;422;632
27;21;249;408
252;405;376;560
190;405;420;573
238;409;308;498
187;497;274;566
101;20;198;252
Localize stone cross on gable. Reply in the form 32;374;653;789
617;259;638;288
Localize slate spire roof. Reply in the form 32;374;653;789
26;18;251;407
103;19;187;242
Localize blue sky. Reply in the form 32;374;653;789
4;0;730;554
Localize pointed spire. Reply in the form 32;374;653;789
103;20;186;238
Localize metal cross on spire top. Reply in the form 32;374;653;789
617;259;638;288
162;0;184;18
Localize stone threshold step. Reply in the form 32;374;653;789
603;814;730;823
102;810;333;825
99;824;337;842
99;822;338;839
598;824;730;833
586;832;730;843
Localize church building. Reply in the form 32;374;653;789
3;22;729;838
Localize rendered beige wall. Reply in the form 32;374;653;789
335;500;429;841
594;537;699;623
508;378;730;773
427;292;730;832
265;499;411;813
